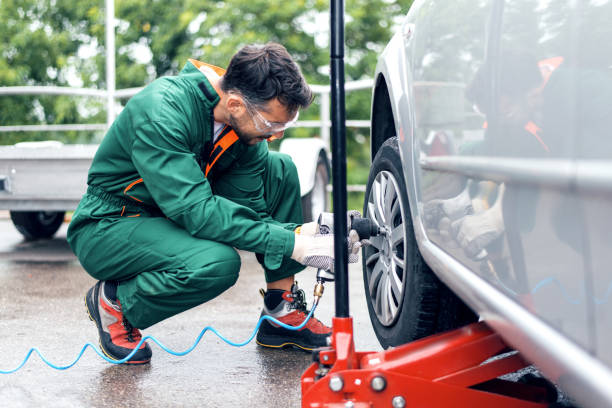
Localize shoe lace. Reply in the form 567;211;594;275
122;316;140;343
287;283;308;313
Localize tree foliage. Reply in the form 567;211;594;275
0;0;413;177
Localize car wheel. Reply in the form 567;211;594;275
301;154;329;222
362;137;476;348
9;211;65;241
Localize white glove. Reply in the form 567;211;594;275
296;221;319;236
347;229;365;263
291;233;335;271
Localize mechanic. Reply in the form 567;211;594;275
67;43;346;364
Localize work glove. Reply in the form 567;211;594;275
291;231;363;272
291;233;335;271
295;221;319;236
348;230;365;263
451;184;505;260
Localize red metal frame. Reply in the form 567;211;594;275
302;319;552;407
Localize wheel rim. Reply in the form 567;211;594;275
364;170;407;326
310;165;327;220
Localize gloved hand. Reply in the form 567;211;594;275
291;233;335;271
291;230;364;272
295;221;319;236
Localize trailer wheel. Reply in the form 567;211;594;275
362;137;476;348
301;154;329;222
10;211;65;241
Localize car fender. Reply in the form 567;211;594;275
373;32;422;231
279;138;329;197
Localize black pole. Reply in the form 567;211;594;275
330;0;349;318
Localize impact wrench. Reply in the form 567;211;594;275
312;212;382;306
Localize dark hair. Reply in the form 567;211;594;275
220;43;313;113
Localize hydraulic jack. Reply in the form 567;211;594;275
301;320;554;407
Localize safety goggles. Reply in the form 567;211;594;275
243;98;300;136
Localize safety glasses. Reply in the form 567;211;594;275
243;98;300;136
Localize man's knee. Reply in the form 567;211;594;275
220;247;241;288
198;245;241;292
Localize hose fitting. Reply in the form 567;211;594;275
313;282;325;306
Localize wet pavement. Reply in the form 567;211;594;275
0;218;381;407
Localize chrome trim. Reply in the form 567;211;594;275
421;156;612;193
415;230;612;408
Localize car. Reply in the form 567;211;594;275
362;1;612;407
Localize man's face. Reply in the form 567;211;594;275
227;97;297;145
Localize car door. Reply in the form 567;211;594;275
413;0;604;365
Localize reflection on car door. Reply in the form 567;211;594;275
411;0;612;368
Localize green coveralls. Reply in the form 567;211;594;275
67;60;304;329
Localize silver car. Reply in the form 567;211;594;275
362;1;612;407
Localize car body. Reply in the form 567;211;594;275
362;1;612;407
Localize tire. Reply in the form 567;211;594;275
362;137;476;348
301;154;329;222
10;211;65;241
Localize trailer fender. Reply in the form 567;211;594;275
279;138;329;197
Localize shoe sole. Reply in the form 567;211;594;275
85;285;150;365
255;338;316;352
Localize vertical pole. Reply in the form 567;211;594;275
330;0;349;318
105;0;116;129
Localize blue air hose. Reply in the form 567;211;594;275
0;304;317;374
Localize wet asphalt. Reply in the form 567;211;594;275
0;217;381;408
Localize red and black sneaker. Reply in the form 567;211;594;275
256;283;331;351
85;281;152;364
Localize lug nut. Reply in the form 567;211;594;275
391;396;406;408
329;375;344;392
370;375;386;392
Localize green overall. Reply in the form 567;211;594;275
67;60;304;329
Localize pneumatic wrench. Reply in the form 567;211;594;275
312;212;382;306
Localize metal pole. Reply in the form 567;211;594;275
330;0;349;318
105;0;116;129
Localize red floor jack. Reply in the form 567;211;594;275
301;319;554;407
302;2;555;406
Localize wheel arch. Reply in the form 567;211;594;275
370;73;397;162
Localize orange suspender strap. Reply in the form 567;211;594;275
205;127;239;177
123;178;144;202
188;58;238;177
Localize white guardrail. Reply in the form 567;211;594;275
0;80;373;142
